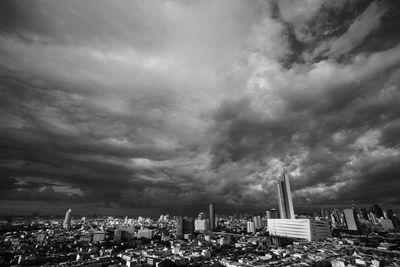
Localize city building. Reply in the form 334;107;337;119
267;219;332;241
136;229;153;239
277;169;295;219
63;209;72;229
209;203;216;231
253;215;262;229
343;208;360;231
194;219;209;232
176;217;194;239
380;219;395;231
246;221;256;233
92;231;106;242
266;209;279;219
371;204;384;218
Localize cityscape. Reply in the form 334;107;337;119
1;0;400;266
1;170;400;266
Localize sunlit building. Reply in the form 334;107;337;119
63;209;72;229
277;169;295;219
267;219;331;241
343;208;360;231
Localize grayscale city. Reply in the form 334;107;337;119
0;0;400;266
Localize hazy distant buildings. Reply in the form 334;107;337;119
266;209;279;219
343;208;360;231
277;169;295;219
371;204;384;218
63;209;72;229
267;219;331;241
380;219;395;231
137;229;153;239
209;203;216;231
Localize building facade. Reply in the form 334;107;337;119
63;209;72;229
209;203;216;231
277;170;295;219
267;219;331;241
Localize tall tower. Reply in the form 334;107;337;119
277;169;295;219
63;209;72;229
209;203;216;231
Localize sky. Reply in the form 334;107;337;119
0;0;400;216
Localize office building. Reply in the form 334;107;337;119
209;203;216;231
368;212;377;224
253;215;262;229
194;218;209;232
380;219;395;231
386;209;400;230
136;229;153;239
63;209;72;229
343;208;360;231
247;221;256;233
267;219;331;241
360;208;369;220
92;231;106;242
176;217;184;239
371;204;384;218
266;209;279;219
176;217;194;239
198;212;207;220
277;169;295;219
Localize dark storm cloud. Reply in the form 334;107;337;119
0;0;171;50
0;0;400;215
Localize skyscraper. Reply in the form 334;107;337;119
246;221;256;233
209;203;216;231
176;217;194;239
343;208;360;231
63;209;72;229
277;169;295;219
253;215;262;229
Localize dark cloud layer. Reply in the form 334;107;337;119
0;0;400;215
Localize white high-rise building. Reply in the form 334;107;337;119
253;216;263;229
267;219;331;241
343;209;359;231
246;221;256;233
194;219;209;232
277;169;295;219
63;209;72;229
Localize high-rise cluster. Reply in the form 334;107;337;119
268;170;332;241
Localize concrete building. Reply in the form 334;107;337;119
277;170;295;219
253;215;263;229
194;219;209;232
92;231;106;242
209;203;216;231
136;229;153;239
343;208;360;231
246;221;256;233
176;217;194;239
266;209;279;219
267;219;332;241
63;209;72;229
380;219;395;231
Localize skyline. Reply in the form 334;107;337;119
1;0;400;216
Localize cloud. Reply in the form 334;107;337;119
324;1;389;57
0;0;399;215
